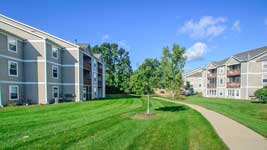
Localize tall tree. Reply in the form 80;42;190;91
91;43;133;94
160;44;186;99
130;58;160;114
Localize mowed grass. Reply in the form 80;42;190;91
185;96;267;137
0;96;227;150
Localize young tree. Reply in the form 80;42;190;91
160;44;186;99
130;58;160;114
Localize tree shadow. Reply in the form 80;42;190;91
155;106;187;112
251;101;266;104
90;95;141;101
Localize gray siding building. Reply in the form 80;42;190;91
0;15;105;106
184;46;267;100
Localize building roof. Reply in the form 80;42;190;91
233;46;267;61
184;67;203;77
208;46;267;68
187;71;202;78
93;53;102;59
0;14;79;48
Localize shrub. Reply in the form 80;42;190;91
196;92;203;97
255;86;267;103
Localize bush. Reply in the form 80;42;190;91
196;92;203;97
255;86;267;103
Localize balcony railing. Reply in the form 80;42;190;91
226;82;240;88
227;69;240;76
83;63;91;71
207;73;216;78
98;81;103;87
84;79;92;85
207;84;216;88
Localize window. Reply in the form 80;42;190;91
94;88;97;96
218;67;224;74
263;74;267;84
52;66;59;79
52;86;59;98
8;61;18;77
52;46;58;59
83;87;87;100
93;59;97;68
8;36;17;52
236;90;239;97
262;61;267;70
220;78;223;85
199;84;201;88
93;73;97;81
9;85;19;100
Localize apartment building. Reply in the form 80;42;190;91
0;15;105;106
183;68;205;93
185;46;267;100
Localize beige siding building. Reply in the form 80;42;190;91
184;46;267;100
0;15;105;106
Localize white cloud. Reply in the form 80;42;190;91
185;42;208;61
118;40;130;49
102;34;110;41
179;16;227;39
232;20;241;32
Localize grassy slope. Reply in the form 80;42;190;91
0;97;226;150
185;96;267;137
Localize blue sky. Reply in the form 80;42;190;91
1;0;266;70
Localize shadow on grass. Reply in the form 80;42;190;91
155;106;187;112
88;94;141;101
251;101;267;104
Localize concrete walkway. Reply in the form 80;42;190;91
154;97;267;150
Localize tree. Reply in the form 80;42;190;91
255;86;267;103
91;43;133;94
130;58;160;114
185;81;191;90
160;44;186;99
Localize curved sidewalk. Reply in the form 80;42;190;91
154;97;267;150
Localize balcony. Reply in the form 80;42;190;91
207;72;216;78
98;80;103;87
84;79;92;85
207;84;216;88
83;62;91;71
226;82;240;88
227;69;240;76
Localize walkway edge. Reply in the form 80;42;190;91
153;97;267;150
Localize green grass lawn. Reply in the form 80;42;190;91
0;96;226;150
185;96;267;137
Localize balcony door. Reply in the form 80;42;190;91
83;86;91;101
227;89;240;99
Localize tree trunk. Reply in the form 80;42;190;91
147;94;150;115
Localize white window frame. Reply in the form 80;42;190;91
51;45;58;59
262;73;267;85
7;36;18;53
8;61;18;77
52;86;59;99
9;85;19;101
52;65;59;79
219;67;224;74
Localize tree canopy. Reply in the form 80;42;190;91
91;43;133;94
130;44;186;98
